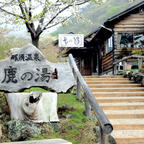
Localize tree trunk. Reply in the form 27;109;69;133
31;35;40;48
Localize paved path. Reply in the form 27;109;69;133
0;139;72;144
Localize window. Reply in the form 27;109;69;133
106;36;113;54
118;33;144;48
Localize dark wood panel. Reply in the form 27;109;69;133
102;51;113;72
115;25;144;28
103;52;113;61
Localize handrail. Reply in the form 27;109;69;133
113;55;144;75
113;55;144;65
69;54;113;142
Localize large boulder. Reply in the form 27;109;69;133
0;44;75;93
7;120;41;141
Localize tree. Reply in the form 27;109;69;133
0;0;102;48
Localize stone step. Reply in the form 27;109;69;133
94;92;144;97
88;84;141;88
100;102;144;106
107;114;144;119
111;130;144;143
0;139;72;144
102;105;144;110
104;109;144;114
113;124;144;130
86;81;135;84
110;119;144;125
97;98;144;103
91;87;144;92
83;76;124;78
85;75;144;143
111;130;144;139
84;78;129;81
115;138;144;144
96;96;144;99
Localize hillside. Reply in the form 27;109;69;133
51;0;144;37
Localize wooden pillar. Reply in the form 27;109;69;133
100;126;105;144
114;64;117;75
123;61;127;71
138;58;142;71
84;92;91;116
76;78;82;101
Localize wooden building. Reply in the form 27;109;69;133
90;1;144;74
57;31;100;75
58;1;144;75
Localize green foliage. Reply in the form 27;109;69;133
51;0;144;37
39;35;58;63
106;6;124;16
132;48;144;55
23;87;47;92
0;86;98;143
0;36;30;60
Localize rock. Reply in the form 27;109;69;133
51;123;60;132
58;104;76;113
141;77;144;86
58;104;76;118
108;135;117;144
0;44;75;93
0;108;2;114
67;124;76;130
41;123;54;134
93;126;100;141
7;120;41;141
6;92;59;122
69;114;77;119
0;124;2;139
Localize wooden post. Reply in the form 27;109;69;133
123;61;126;71
114;64;117;75
100;126;105;144
76;78;82;101
84;92;91;117
138;58;142;71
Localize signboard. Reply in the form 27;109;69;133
58;34;84;47
0;44;75;92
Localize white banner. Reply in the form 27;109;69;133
59;34;84;47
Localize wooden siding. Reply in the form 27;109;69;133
102;51;113;72
114;13;144;32
113;12;144;59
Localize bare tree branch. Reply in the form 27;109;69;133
40;4;71;34
29;0;32;21
46;16;71;30
0;7;24;19
37;0;90;36
18;0;36;36
0;0;15;8
36;0;48;34
37;16;71;37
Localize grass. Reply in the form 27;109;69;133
0;89;99;144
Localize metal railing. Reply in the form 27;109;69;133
69;54;113;144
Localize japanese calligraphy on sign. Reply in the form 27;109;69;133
0;44;75;92
58;34;84;47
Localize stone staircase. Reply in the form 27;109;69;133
84;75;144;144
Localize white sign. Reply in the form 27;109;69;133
58;34;84;47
